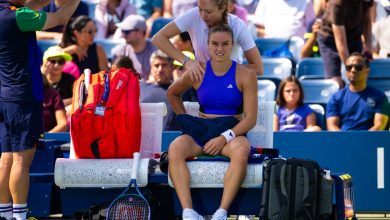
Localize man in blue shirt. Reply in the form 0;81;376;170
326;53;390;131
0;1;80;219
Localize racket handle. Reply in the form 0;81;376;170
131;152;141;179
84;68;91;93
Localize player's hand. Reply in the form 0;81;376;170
203;136;227;156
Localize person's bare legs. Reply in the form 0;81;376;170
219;136;250;210
168;135;203;209
9;147;35;204
0;152;13;203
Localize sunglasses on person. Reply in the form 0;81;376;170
345;63;365;71
82;29;97;35
122;29;138;35
48;58;65;65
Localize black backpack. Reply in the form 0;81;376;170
259;158;333;220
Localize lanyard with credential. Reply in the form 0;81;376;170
95;70;110;116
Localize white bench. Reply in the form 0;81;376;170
169;101;275;188
55;103;167;188
54;102;275;189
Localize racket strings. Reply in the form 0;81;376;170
107;195;150;220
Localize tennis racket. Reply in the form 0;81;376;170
106;152;151;220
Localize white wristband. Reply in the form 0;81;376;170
221;129;235;143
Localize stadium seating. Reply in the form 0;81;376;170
308;103;326;130
257;79;276;102
296;57;325;80
83;0;98;20
367;78;390;102
300;79;339;105
369;58;390;78
150;17;173;38
37;39;60;54
262;57;292;80
95;38;125;60
255;36;304;62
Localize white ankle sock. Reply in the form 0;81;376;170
211;208;227;220
183;208;205;220
0;203;12;220
12;203;27;220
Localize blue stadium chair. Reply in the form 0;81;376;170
308;104;326;130
150;17;173;38
37;39;60;54
255;36;304;62
257;79;276;102
367;78;390;102
369;58;390;78
83;0;98;20
296;58;325;80
255;38;288;55
258;76;281;94
262;57;292;80
300;79;339;104
95;38;125;60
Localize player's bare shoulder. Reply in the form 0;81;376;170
236;63;257;82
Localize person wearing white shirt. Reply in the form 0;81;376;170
253;0;315;39
152;0;263;80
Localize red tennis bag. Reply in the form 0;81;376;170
70;68;141;158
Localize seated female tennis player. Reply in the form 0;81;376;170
166;24;258;220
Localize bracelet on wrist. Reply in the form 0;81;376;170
182;56;190;65
221;129;236;143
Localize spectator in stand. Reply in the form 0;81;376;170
317;0;373;88
36;0;89;40
274;76;322;132
228;0;248;24
372;15;390;58
163;0;197;18
253;0;315;39
42;75;68;133
129;0;163;36
112;15;157;80
326;53;390;131
0;1;80;219
94;0;137;40
140;50;178;130
152;0;264;79
60;15;109;74
172;51;197;102
301;0;329;59
111;55;135;71
41;46;75;108
172;32;194;54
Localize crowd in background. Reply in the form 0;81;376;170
36;0;390;133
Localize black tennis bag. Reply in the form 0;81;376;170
259;158;333;220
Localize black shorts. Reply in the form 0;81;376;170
0;101;43;152
176;114;239;147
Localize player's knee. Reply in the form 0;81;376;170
168;136;191;162
229;137;250;162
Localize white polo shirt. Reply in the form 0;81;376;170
253;0;315;39
174;7;256;63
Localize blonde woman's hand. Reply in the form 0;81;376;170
185;60;205;82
